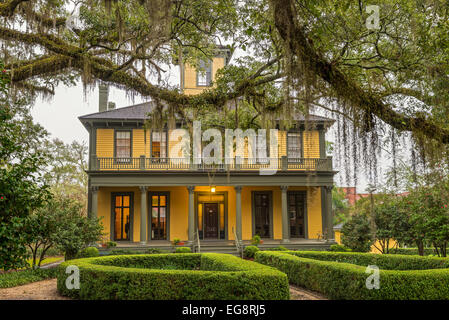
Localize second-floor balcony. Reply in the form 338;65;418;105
90;156;333;172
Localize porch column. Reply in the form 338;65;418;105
281;185;289;243
139;186;147;244
322;185;334;242
90;186;99;219
187;185;195;243
234;186;242;244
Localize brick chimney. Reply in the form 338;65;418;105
99;84;109;112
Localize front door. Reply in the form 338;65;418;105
253;192;271;238
204;203;219;239
288;192;306;238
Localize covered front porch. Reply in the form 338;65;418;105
90;182;335;246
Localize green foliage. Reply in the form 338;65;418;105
0;268;58;289
109;249;144;255
175;247;191;253
172;238;181;246
265;246;288;251
24;198;68;268
77;247;100;258
341;214;374;252
372;195;402;254
0;60;51;271
389;248;435;256
332;187;350;225
243;245;260;259
106;241;117;249
43;138;88;209
329;244;352;252
57;253;289;300
146;248;168;254
256;251;449;300
50;200;104;260
250;235;261;246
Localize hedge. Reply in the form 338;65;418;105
286;251;449;270
243;246;259;258
389;248;435;256
57;253;289;300
255;251;449;300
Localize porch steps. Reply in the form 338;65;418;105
195;242;240;256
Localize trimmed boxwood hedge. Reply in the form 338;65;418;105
389;248;435;256
57;253;289;300
287;251;449;270
255;251;449;300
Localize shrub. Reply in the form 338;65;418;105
77;247;99;258
243;246;259;259
251;235;261;246
255;251;449;299
175;247;191;253
57;253;289;300
109;249;144;255
146;248;168;254
341;214;374;252
264;246;288;251
106;241;117;249
329;244;352;252
172;238;181;246
389;247;435;256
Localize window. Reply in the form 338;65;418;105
287;132;302;159
150;193;168;240
151;131;167;161
197;59;212;87
288;191;306;238
113;193;132;241
115;131;131;163
253;192;272;238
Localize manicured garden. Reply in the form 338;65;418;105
57;253;290;300
255;250;449;300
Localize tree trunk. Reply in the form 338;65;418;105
38;244;52;267
417;240;424;256
433;242;440;257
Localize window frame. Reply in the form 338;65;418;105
110;192;134;241
251;191;273;239
148;191;170;241
114;129;133;164
149;129;168;162
286;130;304;160
287;191;308;239
196;59;212;87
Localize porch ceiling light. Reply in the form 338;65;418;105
211;186;216;193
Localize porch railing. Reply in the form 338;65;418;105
90;156;333;172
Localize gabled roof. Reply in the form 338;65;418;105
79;101;335;126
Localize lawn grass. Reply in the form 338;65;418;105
26;256;63;268
0;268;58;289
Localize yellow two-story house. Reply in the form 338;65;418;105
79;49;337;251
